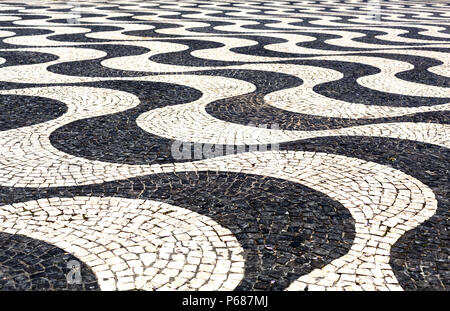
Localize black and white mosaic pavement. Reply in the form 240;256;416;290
0;0;448;291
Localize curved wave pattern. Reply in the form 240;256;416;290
0;0;448;291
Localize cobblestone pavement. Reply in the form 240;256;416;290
0;0;448;291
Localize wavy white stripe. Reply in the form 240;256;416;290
0;197;245;291
0;75;448;188
0;150;439;290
